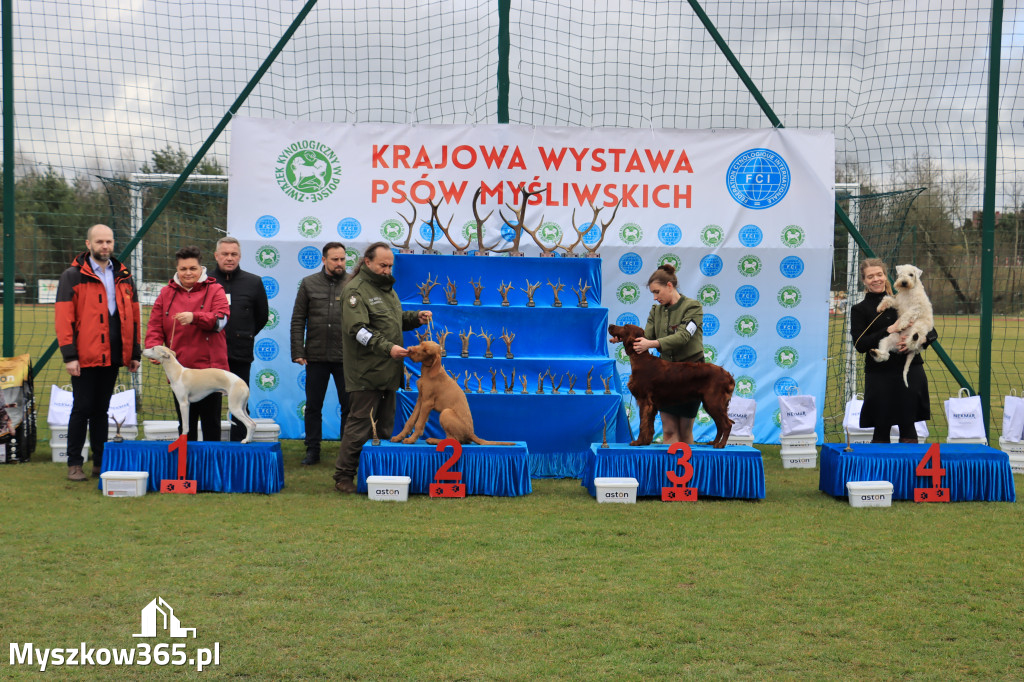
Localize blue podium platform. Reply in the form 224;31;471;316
582;444;766;500
819;443;1016;502
356;440;532;497
100;441;285;494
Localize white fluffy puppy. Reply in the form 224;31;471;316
870;264;934;387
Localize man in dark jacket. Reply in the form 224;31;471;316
333;242;430;492
211;236;269;441
291;242;350;465
54;224;142;481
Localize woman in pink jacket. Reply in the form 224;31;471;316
146;245;231;441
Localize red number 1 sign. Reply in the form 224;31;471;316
430;438;466;498
661;442;698;501
160;434;197;494
914;443;950;502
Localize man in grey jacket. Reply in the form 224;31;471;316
290;242;350;465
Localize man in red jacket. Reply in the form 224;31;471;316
55;224;142;481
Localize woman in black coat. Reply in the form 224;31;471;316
849;258;937;443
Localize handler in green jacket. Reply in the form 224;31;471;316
333;242;431;493
633;263;704;445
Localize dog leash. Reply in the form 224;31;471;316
168;318;178;349
853;310;887;348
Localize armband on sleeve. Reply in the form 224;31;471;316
356;327;373;346
685;320;697;336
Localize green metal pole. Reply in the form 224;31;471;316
33;0;319;375
979;0;1003;438
497;0;510;123
2;0;14;357
687;0;974;395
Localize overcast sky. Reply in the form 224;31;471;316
6;0;1023;205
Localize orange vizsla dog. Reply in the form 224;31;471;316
392;340;514;446
609;323;735;448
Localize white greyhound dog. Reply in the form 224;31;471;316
142;345;256;443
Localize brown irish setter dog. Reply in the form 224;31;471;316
609;324;735;448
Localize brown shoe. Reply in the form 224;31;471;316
92;465;103;478
67;465;88;482
334;479;358;494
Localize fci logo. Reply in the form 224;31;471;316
619;222;643;245
781;224;805;247
616;282;640;304
738;254;762;277
255;246;280;268
698;284;720;306
701;225;724;247
380;218;404;241
298;216;322;238
256;369;280;391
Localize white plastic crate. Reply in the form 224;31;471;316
781;452;817;469
594;477;639;504
251;418;281;442
946;436;988;446
50;437;89;463
846;480;894;508
100;471;149;497
107;424;138;441
366;475;411;501
726;433;754;447
780;433;817;454
142;420;232;441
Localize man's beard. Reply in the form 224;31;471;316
90;248;110;262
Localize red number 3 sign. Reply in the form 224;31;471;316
661;442;698;502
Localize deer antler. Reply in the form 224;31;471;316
416;199;451;253
522;215;560;256
432;199;471;254
573;198;622;256
491;187;543;256
391;197;417;251
471;186;503;254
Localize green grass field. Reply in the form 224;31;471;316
3;304;1023;678
2;444;1022;679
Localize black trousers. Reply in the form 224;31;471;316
173;393;223;442
304;361;349;450
227;359;251;442
66;365;120;468
334;390;395;481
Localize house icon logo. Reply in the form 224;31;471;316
133;597;196;638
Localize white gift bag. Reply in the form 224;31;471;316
944;389;986;441
842;395;873;435
1001;391;1024;443
47;384;74;426
778;393;817;436
727;396;756;437
107;387;137;426
889;421;930;440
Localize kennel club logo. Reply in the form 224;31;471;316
777;286;802;308
276;141;342;202
380;218;405;242
619;222;643;245
781;224;805;247
616;282;641;304
298;216;322;238
775;346;799;369
255;246;280;269
726;148;791;209
700;225;724;247
256;369;280;392
734;315;758;337
737;255;762;277
698;284;720;306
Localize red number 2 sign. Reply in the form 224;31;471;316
914;443;950;502
430;438;466;498
661;442;698;502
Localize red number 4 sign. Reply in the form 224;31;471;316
661;442;698;502
914;443;950;503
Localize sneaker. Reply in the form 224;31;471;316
67;465;87;482
301;448;321;466
334;479;358;494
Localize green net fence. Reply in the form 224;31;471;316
2;0;1021;442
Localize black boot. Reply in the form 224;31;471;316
301;446;320;466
